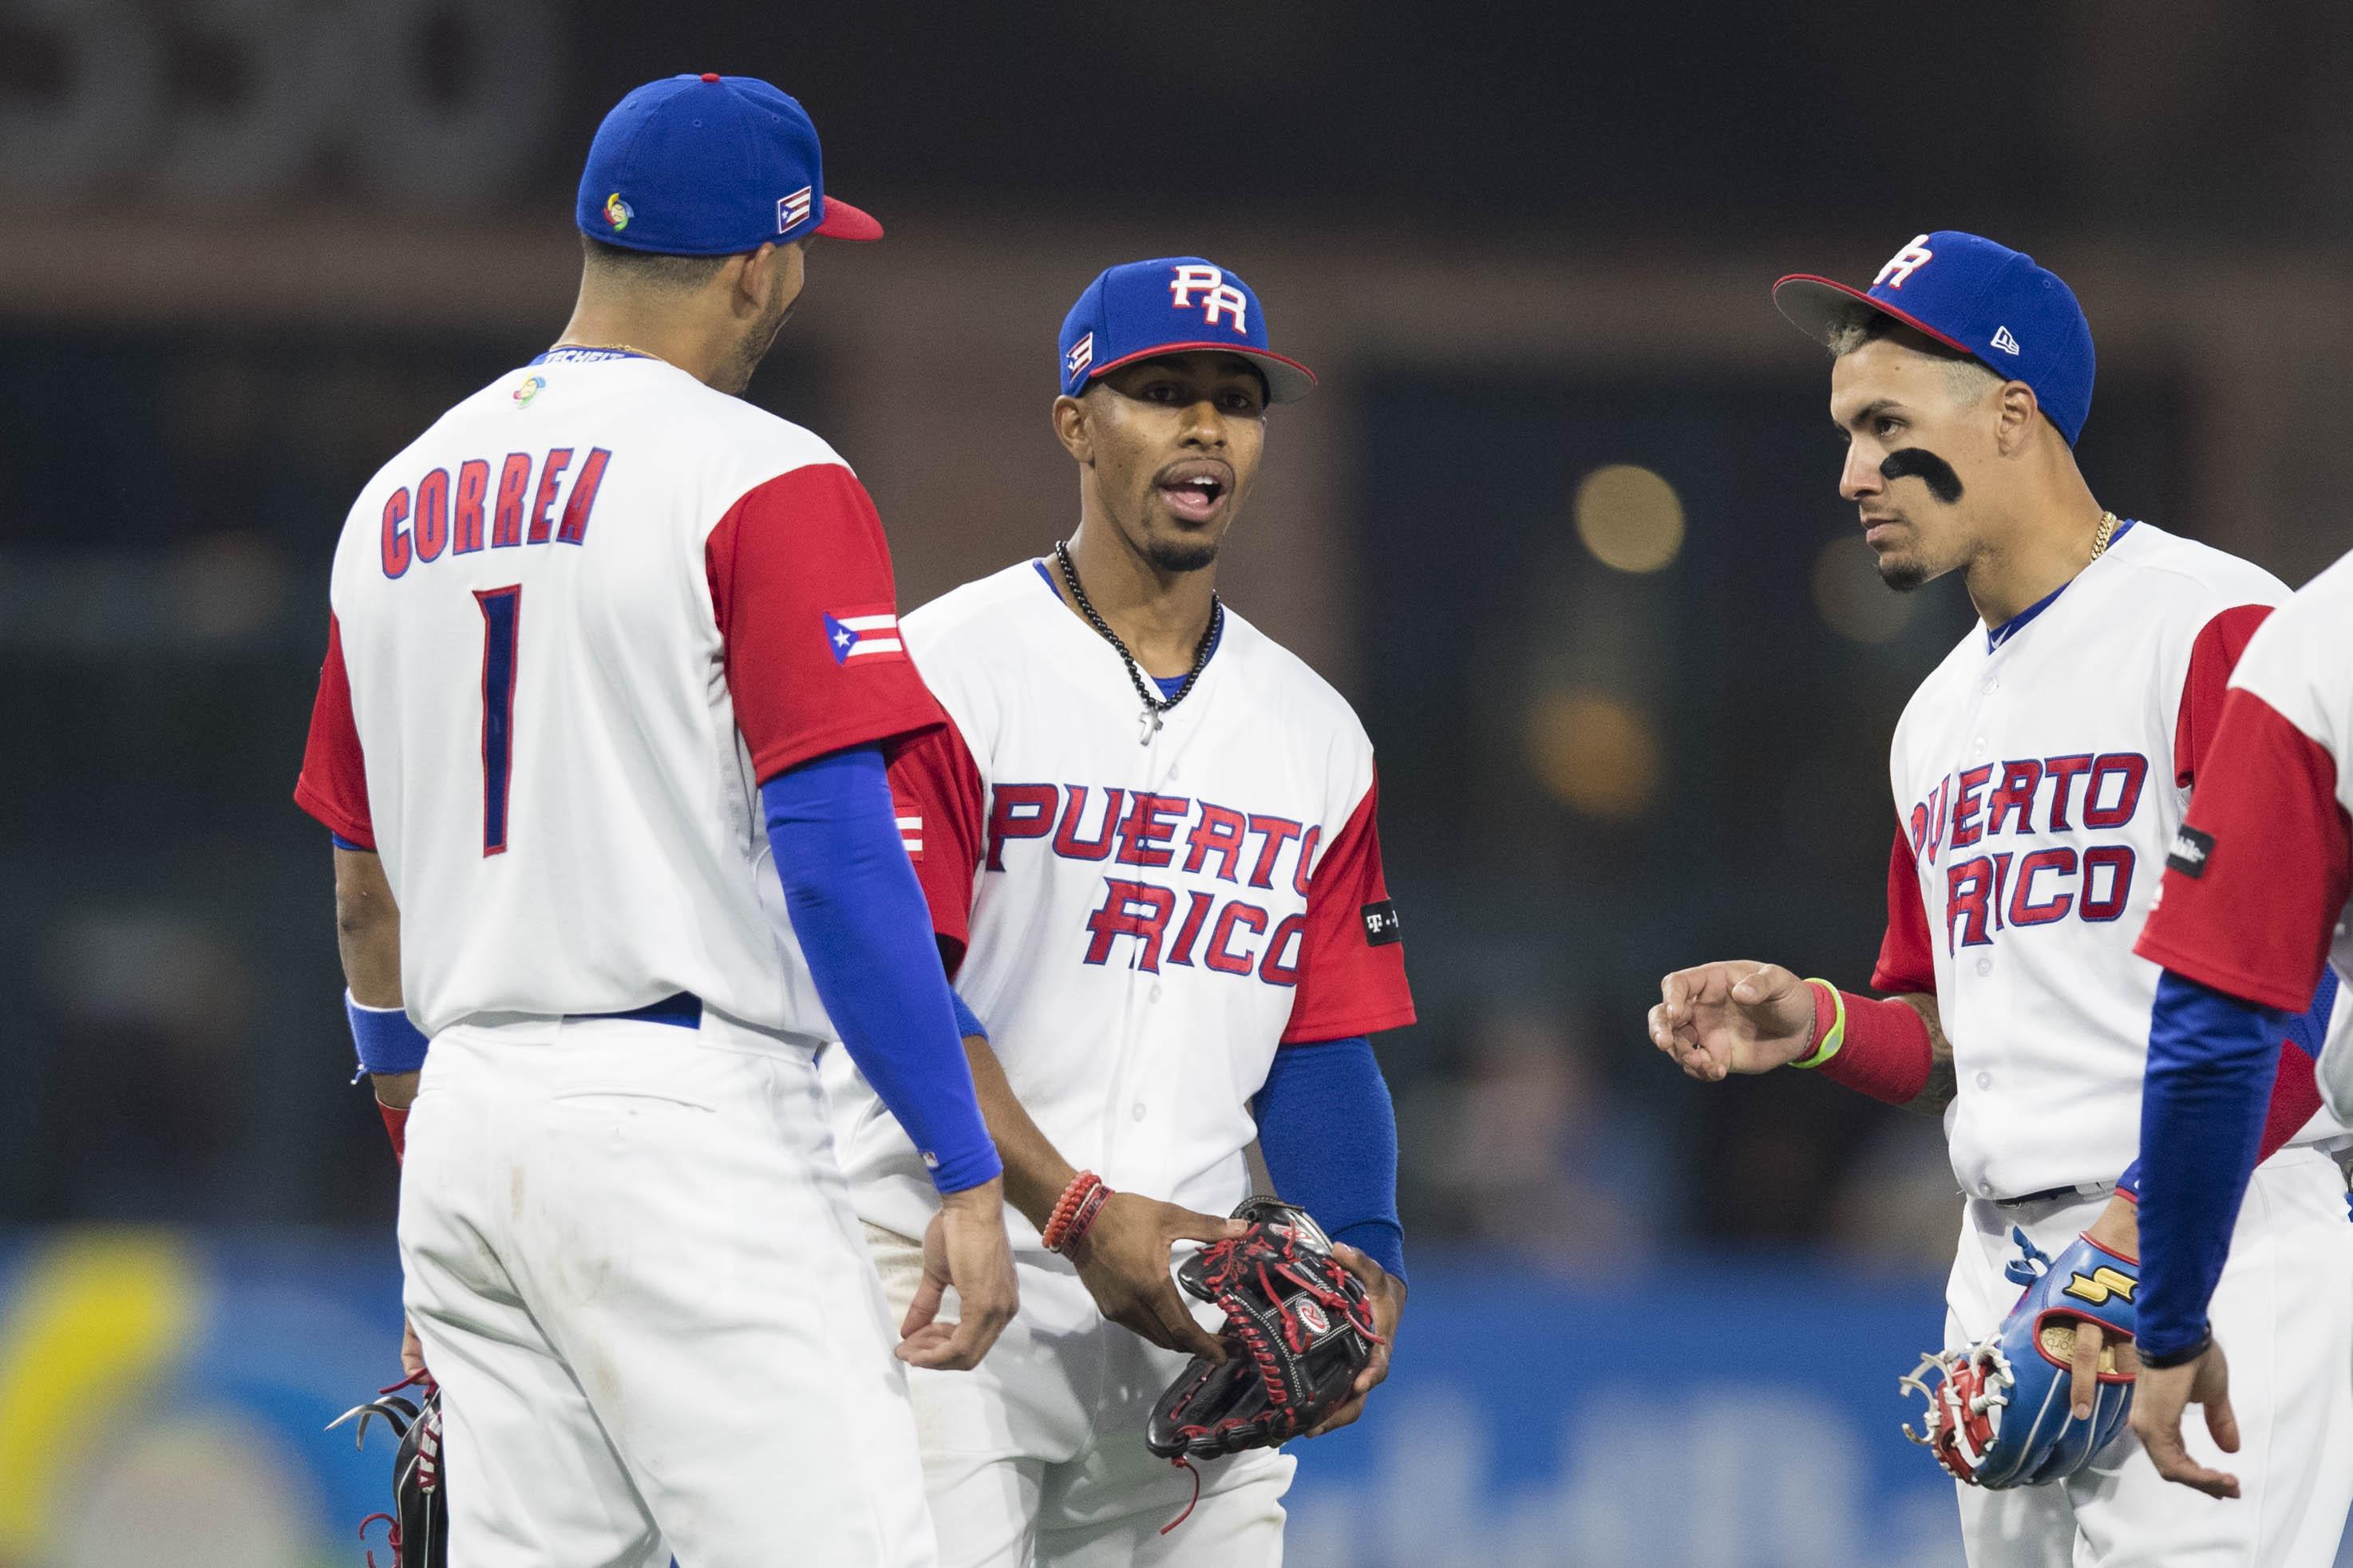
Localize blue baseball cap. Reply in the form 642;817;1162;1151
1059;257;1316;405
576;73;881;256
1773;231;2095;444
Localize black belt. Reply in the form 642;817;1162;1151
1995;1179;2113;1208
573;991;702;1029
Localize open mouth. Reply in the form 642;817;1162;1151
1156;462;1232;524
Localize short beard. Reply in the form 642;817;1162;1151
717;302;793;396
1142;535;1220;574
1876;555;1929;593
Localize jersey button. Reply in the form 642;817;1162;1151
1978;1180;1995;1196
1132;1101;1147;1121
1975;956;1993;977
1981;677;1999;695
1149;982;1164;1002
1975;1070;1993;1090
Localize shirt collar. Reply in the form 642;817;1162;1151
1983;519;2136;652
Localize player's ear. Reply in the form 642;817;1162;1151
1994;381;2040;456
1051;393;1093;464
731;243;792;316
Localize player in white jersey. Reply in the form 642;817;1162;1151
2123;545;2353;1501
1646;231;2353;1565
822;257;1416;1566
295;74;1016;1567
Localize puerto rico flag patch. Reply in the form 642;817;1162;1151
822;606;906;666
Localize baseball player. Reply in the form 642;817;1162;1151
1646;231;2353;1564
2126;544;2353;1503
821;256;1415;1566
293;74;1018;1566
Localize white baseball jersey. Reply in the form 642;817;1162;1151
1873;520;2342;1201
825;559;1415;1245
295;349;944;1036
2137;544;2353;1112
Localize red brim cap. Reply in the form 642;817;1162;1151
1771;274;1971;357
1086;341;1319;405
814;196;884;242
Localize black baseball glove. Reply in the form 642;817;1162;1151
1146;1197;1384;1461
329;1376;447;1568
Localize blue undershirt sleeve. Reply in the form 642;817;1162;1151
1252;1036;1406;1283
2136;969;2293;1364
763;745;1000;1195
950;990;987;1041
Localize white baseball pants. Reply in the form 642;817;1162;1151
864;1224;1294;1567
399;1013;939;1568
1948;1147;2353;1566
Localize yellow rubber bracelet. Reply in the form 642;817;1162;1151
1789;978;1846;1070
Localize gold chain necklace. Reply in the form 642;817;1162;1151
2090;509;2122;560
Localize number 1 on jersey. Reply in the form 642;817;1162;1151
476;585;521;855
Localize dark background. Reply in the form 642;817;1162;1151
5;0;2347;1281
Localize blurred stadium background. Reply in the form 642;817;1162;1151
6;2;2353;1562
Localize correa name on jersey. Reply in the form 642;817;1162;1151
378;447;616;577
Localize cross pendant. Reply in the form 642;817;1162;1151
1138;705;1162;745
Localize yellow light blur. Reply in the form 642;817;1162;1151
1573;464;1685;574
1525;688;1663;820
1811;536;1917;644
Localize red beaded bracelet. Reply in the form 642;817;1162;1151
1042;1171;1111;1255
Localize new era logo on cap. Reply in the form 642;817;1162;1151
1991;326;2022;355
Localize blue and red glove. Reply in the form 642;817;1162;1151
1900;1228;2139;1488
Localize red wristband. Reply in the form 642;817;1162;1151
1042;1171;1107;1255
1814;992;1933;1105
380;1100;409;1164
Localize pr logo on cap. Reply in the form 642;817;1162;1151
1169;263;1250;335
1873;235;1934;289
777;185;813;233
1066;333;1095;379
603;192;632;231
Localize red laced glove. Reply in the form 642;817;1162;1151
1146;1197;1384;1463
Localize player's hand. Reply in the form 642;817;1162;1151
1647;961;1818;1081
900;1177;1019;1371
1074;1191;1245;1362
2133;1340;2242;1499
2061;1317;2139;1420
400;1316;429;1382
1301;1242;1404;1440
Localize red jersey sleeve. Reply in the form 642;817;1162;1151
293;613;374;848
2256;1044;2324;1167
887;712;987;974
1870;820;1936;994
2173;604;2274;786
2137;689;2353;1012
1279;773;1417;1044
707;464;943;783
